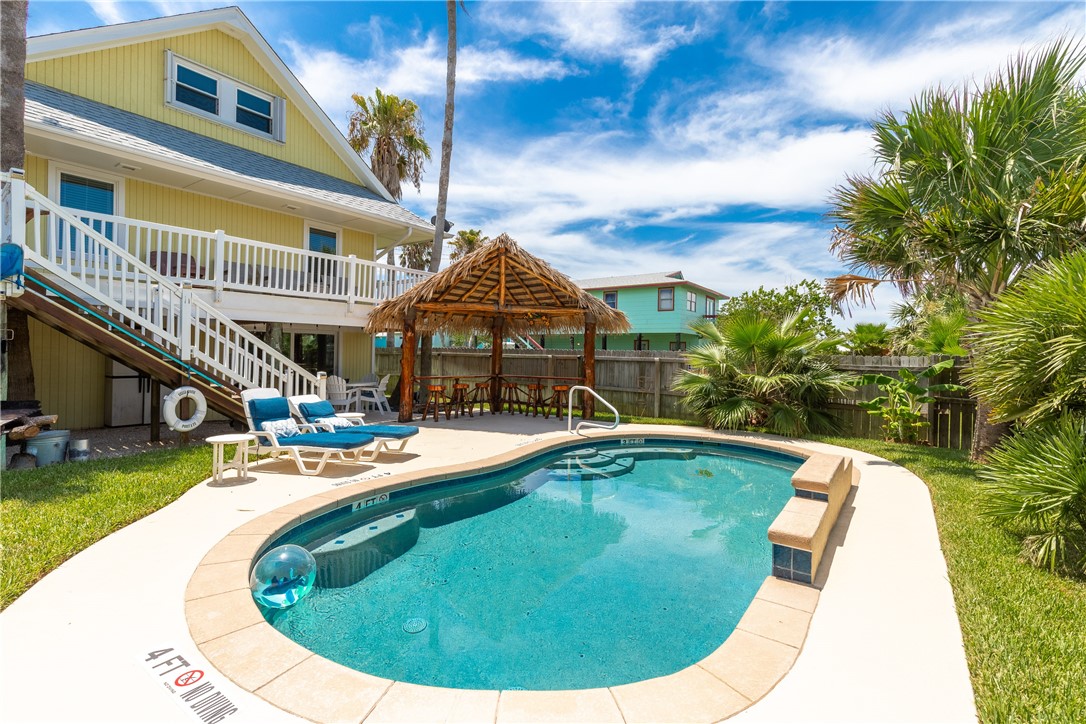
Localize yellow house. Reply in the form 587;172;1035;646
9;7;435;428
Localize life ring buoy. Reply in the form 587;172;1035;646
163;386;207;432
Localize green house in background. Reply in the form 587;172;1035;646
539;272;728;351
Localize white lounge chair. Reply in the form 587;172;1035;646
241;388;380;476
288;393;419;455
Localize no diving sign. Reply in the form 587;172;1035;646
142;647;238;724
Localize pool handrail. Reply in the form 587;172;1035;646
567;385;620;434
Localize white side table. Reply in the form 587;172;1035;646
207;433;255;482
337;412;366;424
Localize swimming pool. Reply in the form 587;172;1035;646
257;439;802;690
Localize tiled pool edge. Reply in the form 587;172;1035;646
184;430;841;723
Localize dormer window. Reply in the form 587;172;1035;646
166;52;284;142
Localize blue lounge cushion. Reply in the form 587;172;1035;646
361;425;419;439
298;400;337;422
287;431;375;449
249;396;292;431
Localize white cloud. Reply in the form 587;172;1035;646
86;0;127;25
282;34;574;129
480;1;708;76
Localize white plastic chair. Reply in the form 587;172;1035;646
359;374;392;414
326;374;366;413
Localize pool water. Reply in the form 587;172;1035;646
263;441;799;690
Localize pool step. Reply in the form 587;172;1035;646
621;446;696;461
547;451;635;480
311;509;420;588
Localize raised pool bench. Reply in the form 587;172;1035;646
768;453;854;584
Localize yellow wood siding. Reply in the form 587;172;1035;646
125;178;304;247
341;230;375;259
29;319;107;430
340;330;372;380
26;30;358;183
22;155;48;190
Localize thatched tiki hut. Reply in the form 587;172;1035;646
366;234;629;422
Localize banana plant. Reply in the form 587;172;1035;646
856;359;967;444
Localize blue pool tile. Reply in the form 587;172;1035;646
793;549;812;575
792;571;812;584
772;544;792;569
772;565;791;579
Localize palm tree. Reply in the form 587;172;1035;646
429;0;461;274
450;228;488;261
844;322;891;356
1;0;36;405
347;88;431;201
965;248;1086;426
826;39;1086;460
674;312;854;437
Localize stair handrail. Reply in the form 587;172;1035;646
567;385;620;434
11;178;321;396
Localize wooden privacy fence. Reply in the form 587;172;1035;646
375;349;977;450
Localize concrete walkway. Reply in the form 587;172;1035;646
0;418;976;723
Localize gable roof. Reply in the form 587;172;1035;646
26;6;396;203
576;271;728;299
25;82;432;233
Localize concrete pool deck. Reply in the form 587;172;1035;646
0;418;977;723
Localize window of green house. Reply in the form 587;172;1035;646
658;287;674;311
603;290;618;308
686;291;697;312
705;297;717;317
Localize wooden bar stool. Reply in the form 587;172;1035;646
525;382;546;417
422;384;451;421
450;383;472;418
546;384;571;419
501;382;525;415
467;382;490;416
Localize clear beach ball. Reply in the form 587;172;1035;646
250;544;317;609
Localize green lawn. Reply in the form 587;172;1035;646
3;432;1084;721
0;446;211;610
815;437;1086;723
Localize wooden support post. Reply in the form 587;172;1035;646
150;380;161;443
490;317;504;413
399;314;416;423
583;319;596;420
653;357;661;418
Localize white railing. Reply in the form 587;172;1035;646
62;208;430;304
567;385;620;434
8;177;322;397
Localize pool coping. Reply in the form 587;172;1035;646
184;430;836;723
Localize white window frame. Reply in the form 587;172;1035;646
165;51;286;142
686;290;697;312
304;222;342;255
48;161;126;215
705;297;717;316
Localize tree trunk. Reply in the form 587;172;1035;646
418;1;458;382
266;322;287;356
429;0;457;275
970;397;1012;462
2;2;34;405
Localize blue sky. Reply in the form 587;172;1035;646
28;0;1086;326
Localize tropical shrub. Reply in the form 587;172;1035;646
714;280;840;339
844;322;891;355
675;312;853;436
980;416;1086;574
857;359;967;444
890;289;970;354
965;249;1086;426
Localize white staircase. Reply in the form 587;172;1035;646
3;173;323;398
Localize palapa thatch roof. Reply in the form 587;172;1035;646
366;234;630;335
